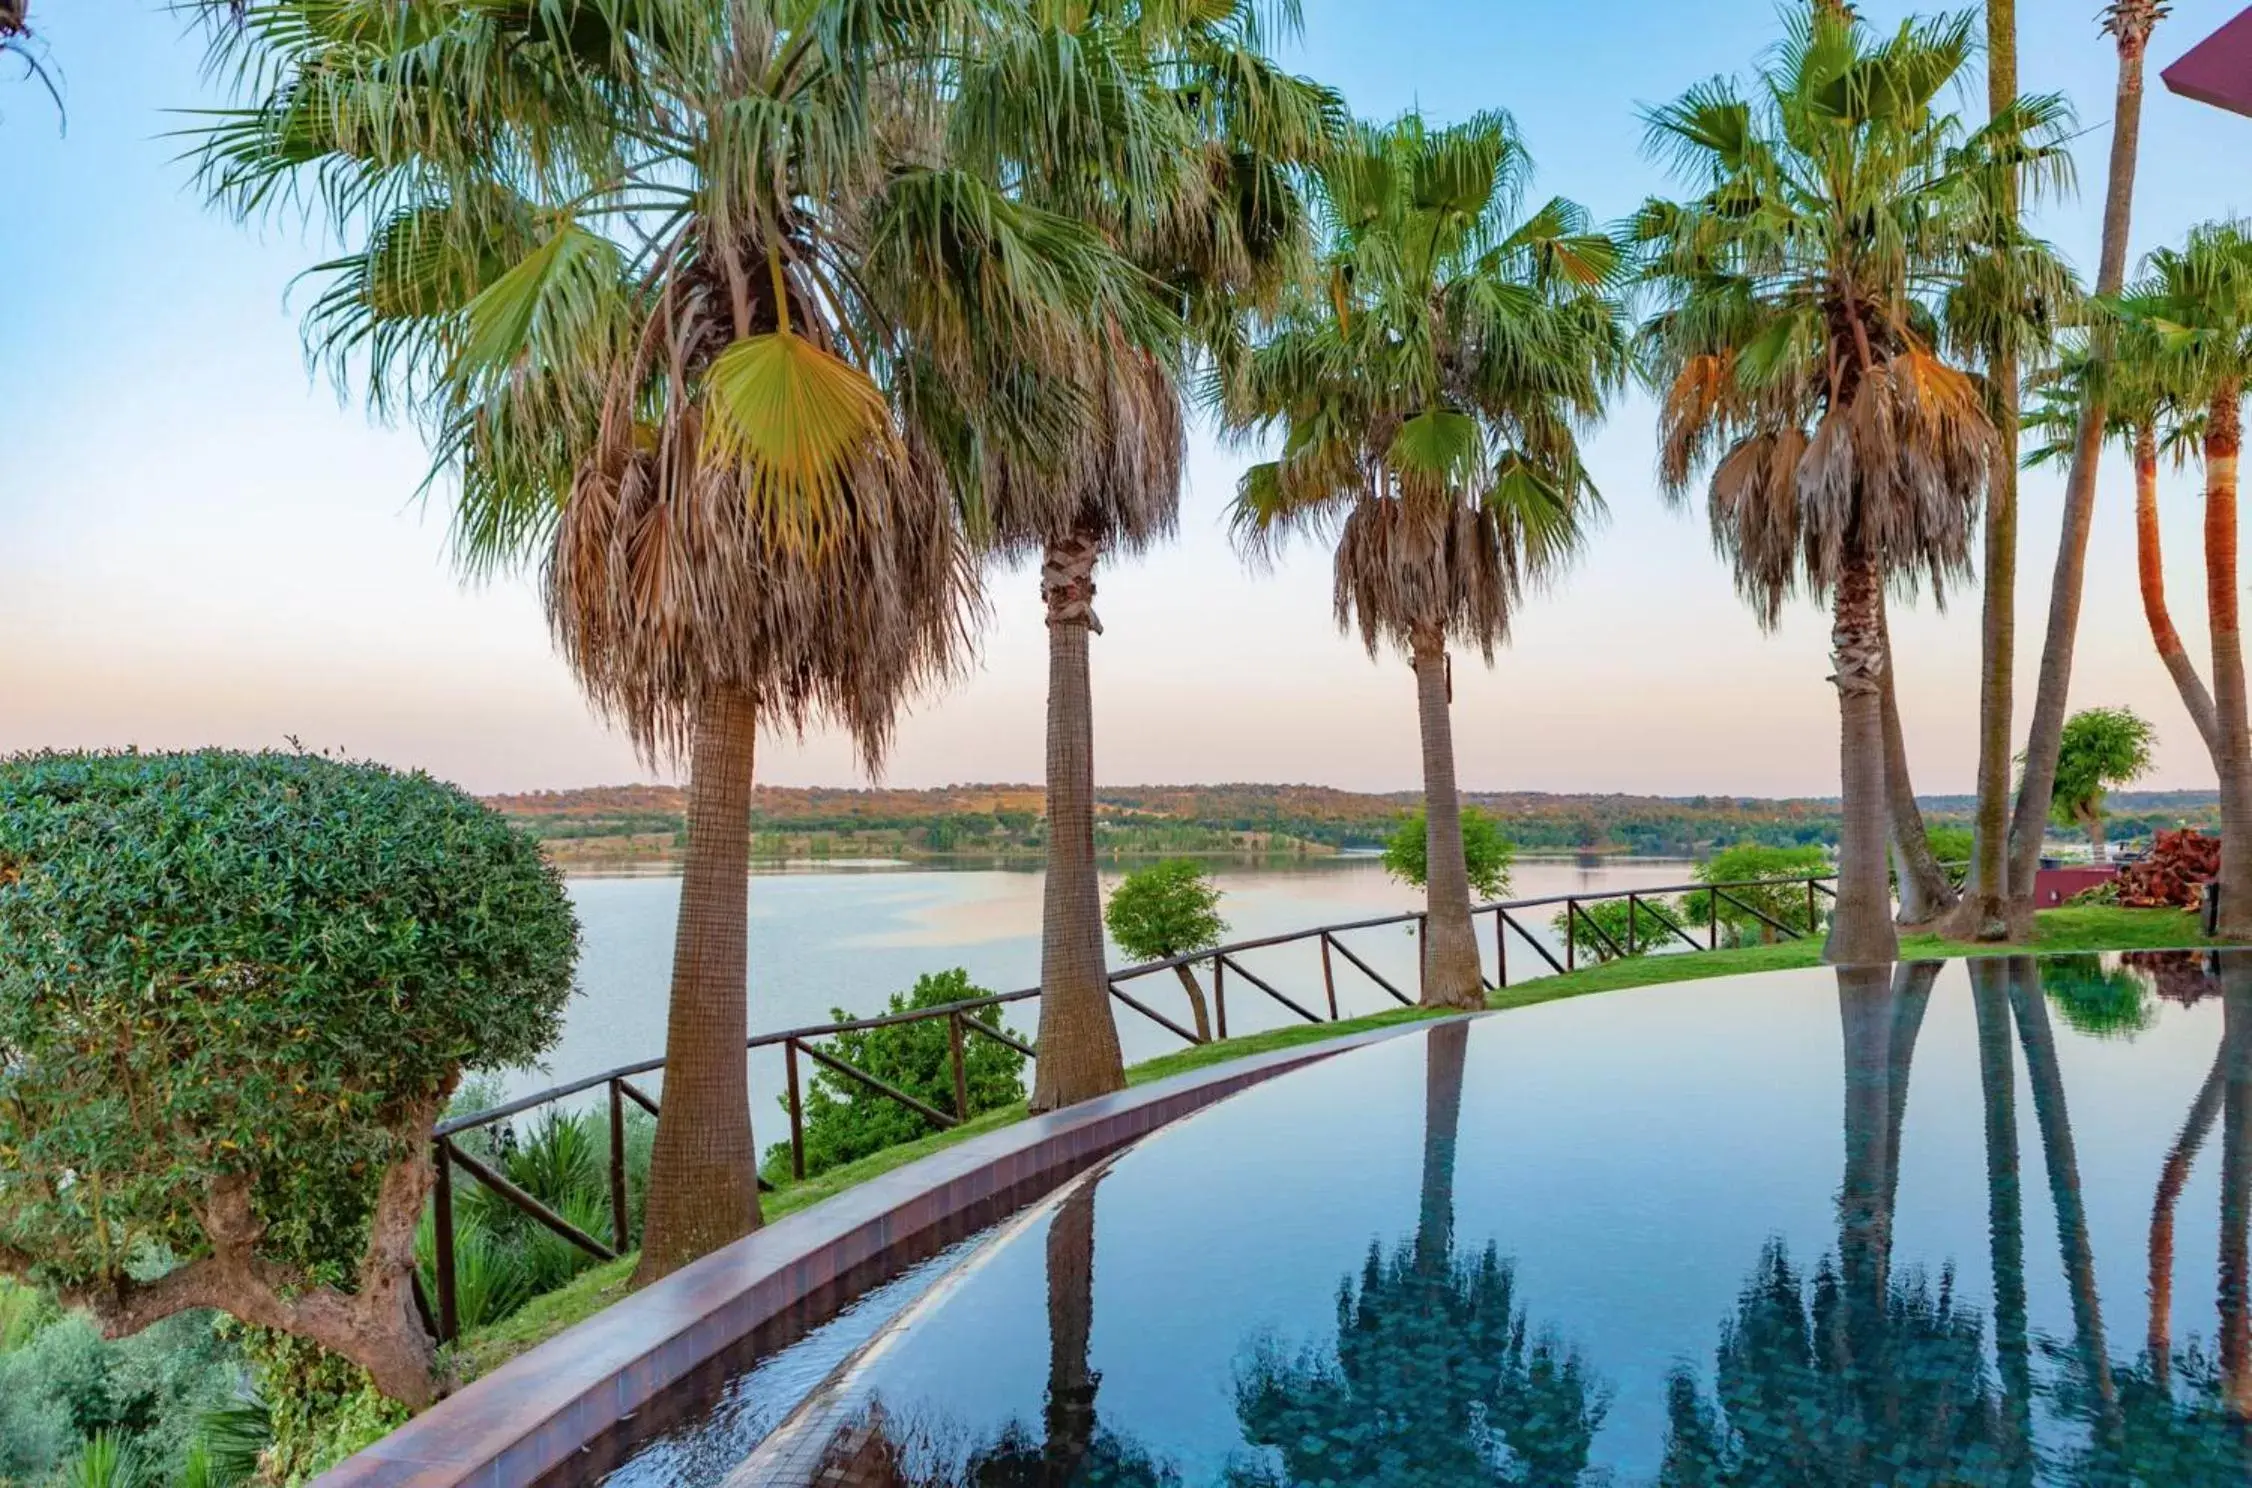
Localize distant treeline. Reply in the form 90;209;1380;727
486;782;2224;863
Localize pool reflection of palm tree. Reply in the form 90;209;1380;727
1662;963;2009;1485
1231;1019;1608;1487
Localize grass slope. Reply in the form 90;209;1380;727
445;903;2214;1383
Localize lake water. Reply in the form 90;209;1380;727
521;856;1705;1106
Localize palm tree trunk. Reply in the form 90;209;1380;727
1963;0;2019;944
636;683;761;1284
2148;1045;2228;1386
1418;1019;1469;1273
1172;963;1213;1043
2206;392;2252;940
1970;959;2034;1470
2007;3;2160;927
2010;958;2121;1432
1043;1176;1101;1477
1031;530;1126;1111
2220;963;2252;1417
2137;422;2223;753
2083;805;2107;859
1827;556;1899;965
1412;631;1484;1009
1878;592;1957;925
1837;964;1899;1366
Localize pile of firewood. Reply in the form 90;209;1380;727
2116;829;2220;909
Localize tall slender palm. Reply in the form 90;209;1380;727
2025;339;2215;752
2111;225;2252;939
1949;0;2079;940
201;2;1160;1276
1228;112;1623;1008
950;0;1334;1107
1876;589;1959;924
1636;7;2061;963
2007;0;2171;925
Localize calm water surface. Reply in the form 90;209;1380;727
614;953;2250;1486
528;857;1699;1103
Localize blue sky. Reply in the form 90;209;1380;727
4;0;2249;796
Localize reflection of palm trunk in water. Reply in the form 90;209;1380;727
1418;1019;1469;1272
2220;964;2252;1417
1882;963;1938;1219
1837;965;1900;1342
1043;1180;1100;1485
1970;959;2034;1471
2148;1042;2228;1386
2008;957;2120;1431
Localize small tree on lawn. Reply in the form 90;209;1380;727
1384;808;1515;903
2048;706;2157;857
1104;861;1228;1042
0;751;578;1407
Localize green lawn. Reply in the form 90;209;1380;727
444;902;2219;1384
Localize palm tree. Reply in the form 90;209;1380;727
2007;0;2172;925
950;0;1335;1107
1228;111;1623;1008
1950;0;2080;941
202;2;1159;1277
2111;224;2252;938
2025;341;2216;752
1635;7;2059;963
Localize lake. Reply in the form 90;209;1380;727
515;856;1709;1107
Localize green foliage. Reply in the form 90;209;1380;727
0;1274;52;1352
2048;706;2158;837
1383;808;1516;902
57;1432;146;1488
0;749;581;1305
1105;860;1228;962
1923;825;1974;871
1680;844;1831;946
0;1308;240;1486
1553;896;1688;963
766;970;1027;1180
233;1329;405;1487
2043;955;2157;1040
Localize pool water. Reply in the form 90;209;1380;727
666;954;2252;1485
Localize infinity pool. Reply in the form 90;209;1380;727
612;953;2252;1485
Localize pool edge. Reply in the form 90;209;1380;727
314;1016;1459;1488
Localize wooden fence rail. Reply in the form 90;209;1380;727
422;871;1835;1340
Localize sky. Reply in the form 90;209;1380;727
4;1;2250;798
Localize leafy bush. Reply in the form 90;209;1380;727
1552;896;1687;963
1923;824;1974;877
0;1307;241;1485
1383;807;1515;901
0;749;580;1406
2042;955;2157;1040
1680;843;1831;945
767;970;1027;1180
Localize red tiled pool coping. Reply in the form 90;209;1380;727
316;1020;1440;1488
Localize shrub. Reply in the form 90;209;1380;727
1383;807;1515;901
1552;896;1687;963
0;1307;240;1485
1923;825;1974;879
0;750;580;1407
768;969;1028;1179
1681;843;1831;945
2042;955;2156;1040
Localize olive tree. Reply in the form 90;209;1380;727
1105;861;1228;1042
0;751;578;1407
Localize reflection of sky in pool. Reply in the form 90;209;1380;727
713;954;2252;1486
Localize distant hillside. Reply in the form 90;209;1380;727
488;781;2226;867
